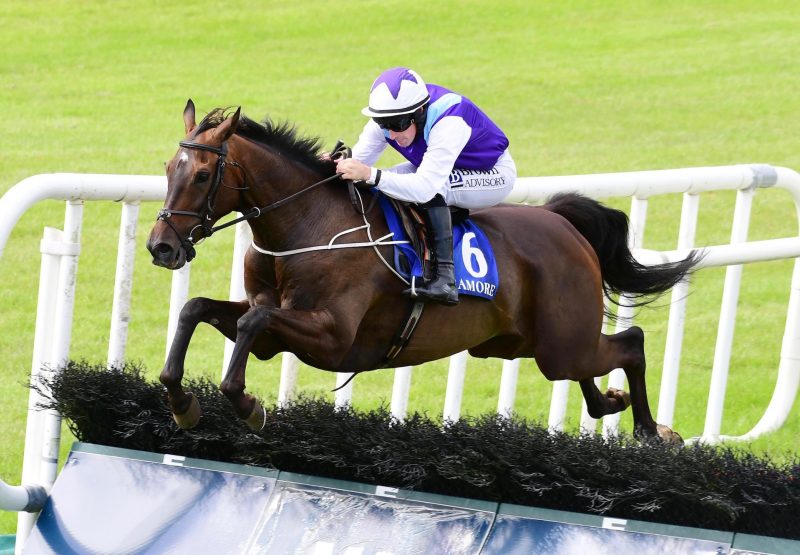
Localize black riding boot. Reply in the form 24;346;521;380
405;196;459;305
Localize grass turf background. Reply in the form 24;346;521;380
1;0;799;535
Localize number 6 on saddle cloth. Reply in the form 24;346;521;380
377;194;500;300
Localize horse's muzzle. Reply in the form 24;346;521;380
147;239;189;270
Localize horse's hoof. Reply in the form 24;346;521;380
245;400;267;431
656;423;684;446
606;387;631;410
172;392;202;429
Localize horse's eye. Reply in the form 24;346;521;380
194;171;211;184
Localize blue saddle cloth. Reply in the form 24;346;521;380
377;194;499;300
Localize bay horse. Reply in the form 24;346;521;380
147;100;701;443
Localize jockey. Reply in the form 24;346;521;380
336;67;516;306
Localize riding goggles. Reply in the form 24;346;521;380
374;113;415;133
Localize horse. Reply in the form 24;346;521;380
147;100;701;443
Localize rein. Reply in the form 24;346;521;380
250;187;412;285
213;172;343;232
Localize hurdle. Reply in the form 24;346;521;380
18;442;800;554
2;165;800;552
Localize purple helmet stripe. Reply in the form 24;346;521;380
371;67;418;99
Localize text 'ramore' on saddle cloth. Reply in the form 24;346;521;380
377;193;499;299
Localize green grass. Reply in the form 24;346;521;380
2;0;800;535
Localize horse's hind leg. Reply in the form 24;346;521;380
160;297;249;428
594;326;682;444
579;378;630;419
540;322;681;444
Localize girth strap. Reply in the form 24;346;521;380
380;300;426;368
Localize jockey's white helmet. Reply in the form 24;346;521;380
361;67;430;117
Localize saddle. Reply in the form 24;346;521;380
387;198;469;282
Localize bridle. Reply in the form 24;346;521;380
157;138;342;262
156;140;237;262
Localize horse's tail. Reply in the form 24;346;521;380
544;192;703;307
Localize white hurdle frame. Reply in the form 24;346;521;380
0;174;165;553
2;165;800;550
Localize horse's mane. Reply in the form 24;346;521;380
195;108;335;176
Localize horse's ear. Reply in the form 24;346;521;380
215;107;241;142
183;99;196;134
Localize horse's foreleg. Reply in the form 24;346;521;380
220;304;355;429
161;297;249;428
263;307;355;369
219;305;275;429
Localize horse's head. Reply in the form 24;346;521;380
147;99;243;269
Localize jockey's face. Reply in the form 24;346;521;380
388;122;416;147
375;112;417;148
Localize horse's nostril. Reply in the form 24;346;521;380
154;243;172;255
150;242;175;261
